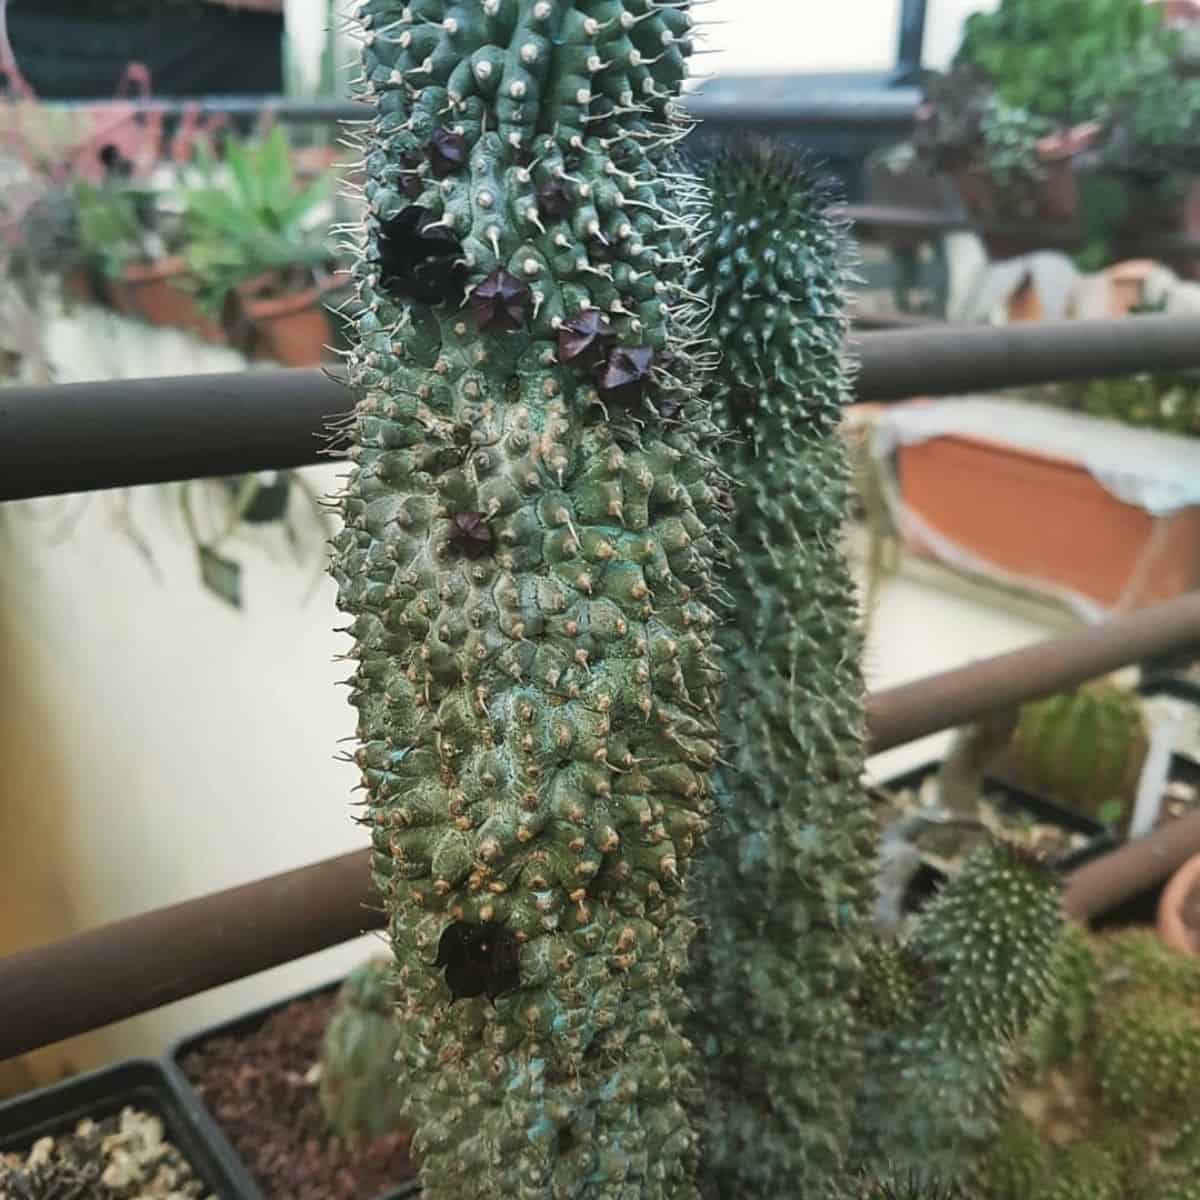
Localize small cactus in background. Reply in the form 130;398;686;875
984;927;1200;1198
319;957;409;1138
851;843;1064;1184
999;682;1149;829
329;3;725;1197
681;141;877;1195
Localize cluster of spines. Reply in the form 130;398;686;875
328;4;728;1198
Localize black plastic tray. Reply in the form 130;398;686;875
0;1057;250;1199
877;759;1119;913
167;976;420;1200
1139;675;1200;708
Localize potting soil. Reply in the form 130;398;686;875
180;990;415;1200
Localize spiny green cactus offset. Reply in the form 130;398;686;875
679;142;877;1196
319;957;410;1138
986;927;1200;1199
329;3;725;1198
851;843;1064;1184
1000;682;1149;830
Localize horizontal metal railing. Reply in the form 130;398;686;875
1;592;1197;1061
3;315;1199;503
842;203;1200;262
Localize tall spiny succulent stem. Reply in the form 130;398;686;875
682;142;878;1194
851;843;1063;1186
328;3;725;1198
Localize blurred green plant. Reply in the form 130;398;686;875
955;0;1165;125
177;125;334;314
75;168;176;278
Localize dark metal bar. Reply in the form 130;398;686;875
0;368;348;502
4;315;1200;503
892;0;929;84
0;849;378;1064
867;592;1200;753
42;85;921;130
1062;809;1200;922
841;202;1200;261
851;314;1200;403
1;593;1197;1060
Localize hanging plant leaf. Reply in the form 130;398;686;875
221;473;292;524
198;545;243;609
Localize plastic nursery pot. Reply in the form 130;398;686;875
230;272;330;368
1157;852;1200;955
948;122;1103;263
168;977;419;1200
0;1057;249;1197
103;255;226;343
894;420;1200;612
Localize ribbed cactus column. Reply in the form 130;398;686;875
329;4;723;1198
682;144;878;1194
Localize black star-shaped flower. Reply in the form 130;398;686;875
397;149;424;199
434;921;521;1003
468;269;532;333
377;205;466;305
537;177;572;221
428;127;468;179
448;511;493;559
597;345;655;408
557;309;615;364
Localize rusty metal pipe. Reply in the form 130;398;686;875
1062;809;1200;923
4;316;1200;502
0;850;378;1063
866;592;1200;753
2;595;1198;1060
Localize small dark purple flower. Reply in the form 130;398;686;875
597;345;655;408
397;150;424;199
557;309;614;363
468;269;532;333
537;177;572;221
448;511;493;559
435;921;520;1004
656;394;683;419
378;205;466;305
428;127;468;179
587;232;616;263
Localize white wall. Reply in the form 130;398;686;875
0;307;379;1082
692;0;993;75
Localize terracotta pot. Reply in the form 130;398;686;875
59;266;100;306
104;256;225;343
1157;0;1200;25
1100;259;1162;316
1157;852;1200;955
896;428;1200;611
239;282;330;367
1117;176;1200;282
